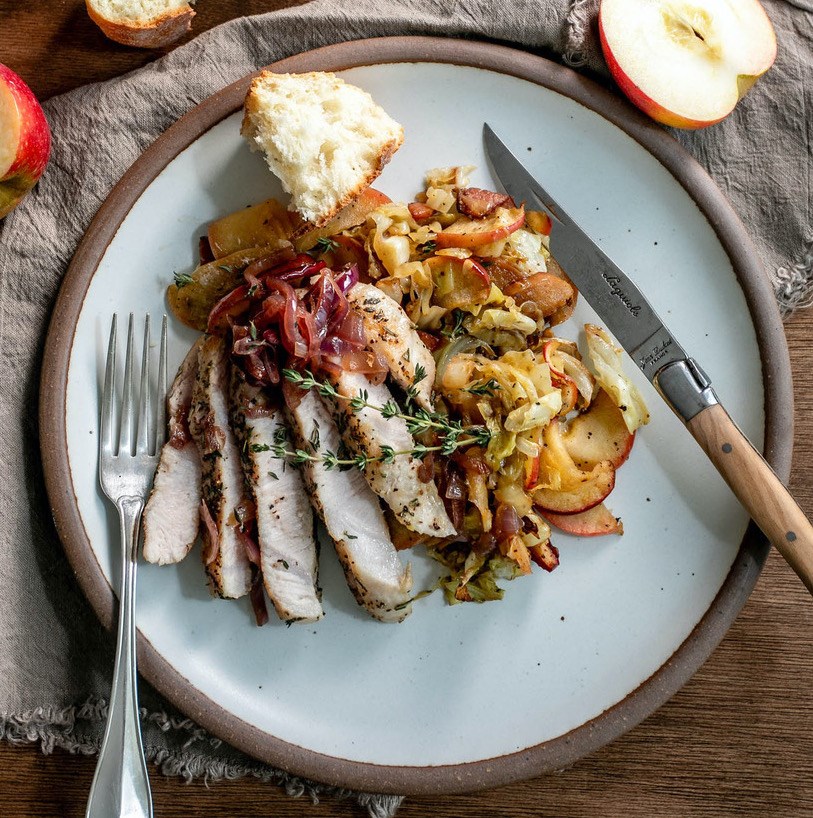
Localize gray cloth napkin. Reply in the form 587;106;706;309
0;1;809;815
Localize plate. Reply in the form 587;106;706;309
40;37;792;795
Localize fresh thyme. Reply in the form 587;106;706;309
173;271;195;289
463;378;501;397
315;236;339;253
441;309;466;340
262;368;492;469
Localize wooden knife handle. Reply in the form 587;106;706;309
687;403;813;593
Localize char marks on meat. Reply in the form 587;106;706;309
347;282;435;411
188;336;253;599
230;367;323;623
327;370;456;539
285;385;412;622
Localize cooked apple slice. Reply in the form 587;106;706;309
435;206;525;249
295;188;391;251
534;461;616;514
599;0;777;129
208;199;302;259
542;503;624;536
563;388;635;470
426;255;491;309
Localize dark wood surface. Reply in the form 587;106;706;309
3;3;813;816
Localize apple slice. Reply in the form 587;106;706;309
534;461;616;515
542;504;624;537
296;188;392;251
563;388;635;470
208;199;301;259
426;255;491;309
0;64;50;219
435;206;525;249
599;0;777;129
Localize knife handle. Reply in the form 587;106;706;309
686;403;813;593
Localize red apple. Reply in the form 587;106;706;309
563;388;635;470
534;461;616;515
599;0;777;129
435;206;525;249
0;64;50;218
542;503;624;537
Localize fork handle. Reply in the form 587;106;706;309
86;496;153;818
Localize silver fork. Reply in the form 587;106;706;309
88;314;166;818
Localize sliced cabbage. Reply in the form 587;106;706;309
506;228;548;275
504;392;562;433
473;307;537;336
585;324;650;433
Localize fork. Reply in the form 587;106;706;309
88;314;166;818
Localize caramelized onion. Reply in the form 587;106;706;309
493;503;522;542
249;573;269;627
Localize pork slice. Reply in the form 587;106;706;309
285;386;412;622
230;368;323;623
347;282;435;411
188;336;253;599
328;371;456;539
143;339;203;565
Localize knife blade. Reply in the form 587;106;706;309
483;122;813;595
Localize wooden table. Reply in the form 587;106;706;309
2;3;812;815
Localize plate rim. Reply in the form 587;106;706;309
39;35;794;795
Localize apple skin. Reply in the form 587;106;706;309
533;461;616;515
435;206;525;249
542;503;624;537
0;64;50;218
563;388;635;471
599;0;777;130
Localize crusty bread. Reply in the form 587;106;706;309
241;71;404;227
85;0;195;48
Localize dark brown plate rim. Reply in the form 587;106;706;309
39;36;793;796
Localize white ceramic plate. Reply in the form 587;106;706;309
42;39;790;795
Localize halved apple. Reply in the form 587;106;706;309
563;388;635;470
599;0;777;129
542;503;624;536
534;462;616;514
0;64;50;218
435;206;525;249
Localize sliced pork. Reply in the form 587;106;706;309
327;371;456;539
347;282;435;410
230;368;323;623
285;385;412;622
188;336;253;599
143;339;203;565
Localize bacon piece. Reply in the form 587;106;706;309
457;187;512;219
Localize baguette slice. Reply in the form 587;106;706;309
241;71;404;227
85;0;195;48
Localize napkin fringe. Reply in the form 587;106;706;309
773;235;813;315
0;698;404;818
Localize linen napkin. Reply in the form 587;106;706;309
0;1;809;815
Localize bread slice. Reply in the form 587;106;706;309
85;0;195;48
241;71;404;227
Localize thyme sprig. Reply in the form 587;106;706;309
270;367;492;467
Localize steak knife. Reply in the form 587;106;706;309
483;123;813;593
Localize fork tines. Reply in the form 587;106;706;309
102;314;168;459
